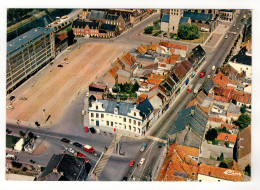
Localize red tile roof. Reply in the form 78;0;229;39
214;95;230;103
212;72;230;88
57;33;68;41
159;41;188;50
89;83;106;90
148;78;163;85
217;133;237;143
231;91;251;104
109;65;119;79
208;117;222;122
137;45;148;55
221;124;235;130
122;52;135;66
137;93;148;103
174;63;188;80
198;164;243;181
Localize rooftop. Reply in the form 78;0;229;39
179;17;190;25
161;14;170;23
212;72;230;88
184;11;213;21
100;23;117;31
217;133;237;143
7;27;54;58
237;125;251;159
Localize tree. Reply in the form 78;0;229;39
205;128;218;141
19;130;25;137
67;28;75;45
219;161;228;168
22;167;27;172
240;104;247;114
178;23;199;40
120;94;128;101
244;164;251;176
231;99;237;105
217;152;224;161
144;26;153;34
235;113;251;130
28;132;34;139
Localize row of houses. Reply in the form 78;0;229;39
86;42;206;137
157;61;251;181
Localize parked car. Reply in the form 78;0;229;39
90;127;96;133
77;152;86;158
61;138;70;143
122;177;128;181
207;75;211;79
57;64;63;67
84;126;89;132
73;142;82;148
83;145;95;154
139;158;145;165
96;128;101;134
225;35;228;39
9;96;15;101
212;65;216;70
129;160;135;167
187;84;194;93
140;143;147;152
66;147;75;154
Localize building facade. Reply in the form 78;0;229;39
88;99;154;136
7;27;55;93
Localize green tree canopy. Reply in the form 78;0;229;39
219;161;228;168
178;23;200;40
144;26;153;34
240;105;247;114
205;128;218;141
244;164;251;176
67;28;75;45
235;113;251;130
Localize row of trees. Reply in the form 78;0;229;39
178;23;200;40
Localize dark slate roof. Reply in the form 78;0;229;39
179;17;190;25
72;21;99;29
169;105;208;141
161;14;169;23
90;10;106;20
184;11;213;21
7;27;54;58
137;98;154;118
38;154;88;181
203;79;215;94
230;54;251;66
99;100;135;116
105;14;119;20
188;45;206;65
100;23;117;31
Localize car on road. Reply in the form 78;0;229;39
225;35;228;39
129;160;135;167
84;126;89;132
83;145;95;154
57;64;63;67
140;143;147;152
194;84;202;94
90;127;96;133
61;138;70;143
200;70;206;78
207;75;211;79
73;142;82;148
139;158;145;165
187;84;194;93
77;152;89;163
212;65;216;70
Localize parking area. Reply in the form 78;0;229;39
6;42;126;126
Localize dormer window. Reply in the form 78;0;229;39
114;107;118;114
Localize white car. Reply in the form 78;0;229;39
225;35;228;39
139;158;145;165
207;75;211;79
66;147;75;154
212;65;216;70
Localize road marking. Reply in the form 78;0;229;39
92;134;122;176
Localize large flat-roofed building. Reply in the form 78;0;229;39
7;27;55;93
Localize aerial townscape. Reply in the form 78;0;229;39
5;8;252;182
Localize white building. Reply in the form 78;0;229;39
88;99;154;136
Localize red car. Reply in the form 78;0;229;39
129;160;135;167
200;70;206;78
77;152;89;163
84;126;89;132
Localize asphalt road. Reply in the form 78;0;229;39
6;10;249;181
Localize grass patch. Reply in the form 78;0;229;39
56;25;72;35
180;32;210;43
6;135;20;148
210;155;217;160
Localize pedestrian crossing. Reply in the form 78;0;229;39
93;134;122;176
147;135;167;144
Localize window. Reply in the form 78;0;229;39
96;113;99;118
129;125;131;130
129;119;131;123
96;106;98;109
124;117;126;122
107;121;109;126
119;123;122;125
138;122;141;126
133;120;136;125
101;114;104;118
133;127;136;132
134;112;136;116
111;122;113;126
124;125;126;129
138;128;140;133
91;113;94;117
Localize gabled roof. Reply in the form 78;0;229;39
217;133;237;143
208;117;222;123
57;33;68;41
121;52;136;66
212;72;230;88
159;41;188;50
72;21;99;29
231;91;251;104
90;10;106;20
179;17;190;25
237;125;251;159
99;100;135;117
230;53;252;66
173;62;189;80
161;14;169;23
221;123;236;130
137;94;148;104
100;23;117;31
203;80;215;94
109;65;119;79
177;145;199;157
227;103;240;115
214;95;230;103
137;44;148;55
198;164;243;181
169;105;208;148
137;98;154;118
148;78;163;85
184;11;213;21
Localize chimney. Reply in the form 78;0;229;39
53;168;58;173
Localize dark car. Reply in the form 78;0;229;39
60;138;70;143
122;177;128;181
90;127;96;133
73;142;82;148
57;64;63;67
10;96;15;101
